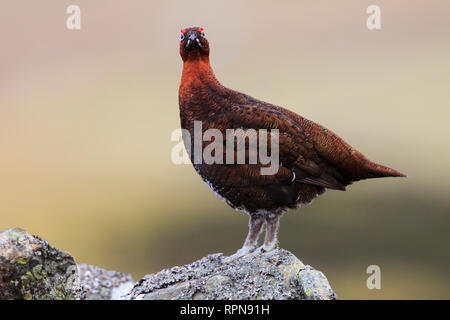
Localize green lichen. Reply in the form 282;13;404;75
20;271;34;287
32;265;47;280
23;292;32;300
20;271;35;300
64;292;74;300
16;257;30;265
54;284;68;300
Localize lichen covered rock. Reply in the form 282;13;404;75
297;265;337;300
125;248;336;300
1;228;337;300
78;264;134;300
0;228;81;300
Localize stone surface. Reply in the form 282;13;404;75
125;248;337;300
78;264;134;300
0;228;82;300
0;228;337;300
297;265;337;300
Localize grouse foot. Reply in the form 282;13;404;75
222;245;257;263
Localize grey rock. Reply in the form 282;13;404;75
0;228;82;300
78;264;134;300
1;228;337;300
297;265;337;300
125;248;337;300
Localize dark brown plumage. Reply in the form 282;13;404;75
178;27;406;257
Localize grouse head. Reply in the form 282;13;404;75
179;27;210;61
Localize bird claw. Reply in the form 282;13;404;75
253;243;278;255
222;245;257;263
222;243;279;263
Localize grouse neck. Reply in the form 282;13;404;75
179;58;231;120
180;58;220;89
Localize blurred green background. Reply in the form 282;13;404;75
1;1;449;299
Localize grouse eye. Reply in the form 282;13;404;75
201;32;205;38
180;33;185;41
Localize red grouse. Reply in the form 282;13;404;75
178;27;405;258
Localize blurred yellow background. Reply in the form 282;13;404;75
1;1;449;299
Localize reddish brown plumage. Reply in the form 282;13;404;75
178;27;405;253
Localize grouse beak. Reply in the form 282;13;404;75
186;34;203;48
